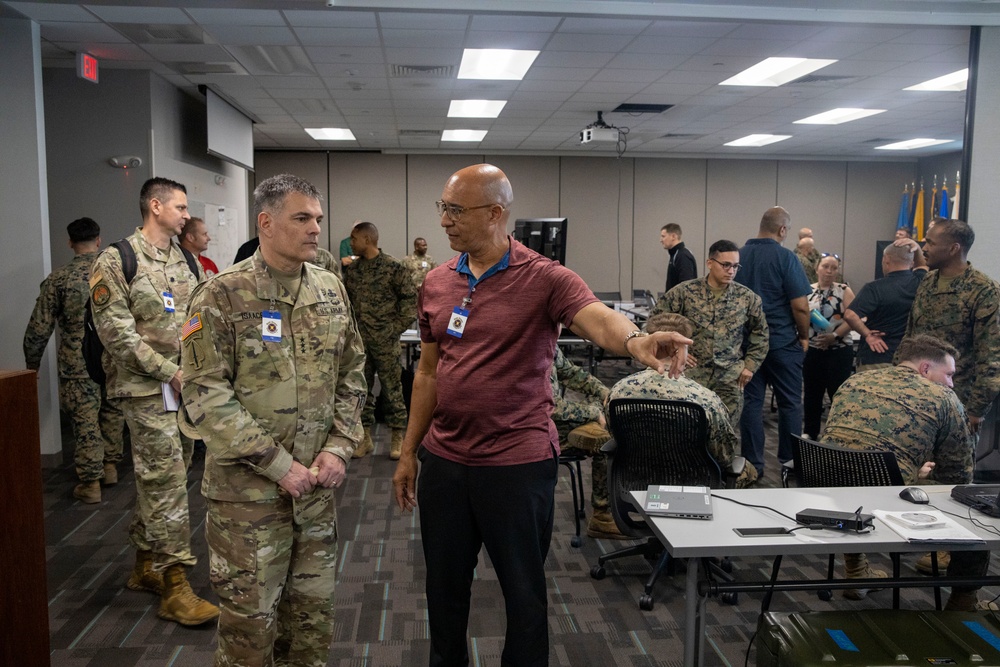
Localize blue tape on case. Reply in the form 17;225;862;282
826;629;860;652
964;621;1000;652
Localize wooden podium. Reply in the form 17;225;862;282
0;370;50;666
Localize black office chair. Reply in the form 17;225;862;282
558;449;587;548
790;434;906;602
590;398;746;610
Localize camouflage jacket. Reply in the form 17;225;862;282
180;250;367;502
551;347;609;426
343;251;417;342
794;247;820;284
903;263;1000;416
401;253;438;288
607;370;740;471
650;278;769;380
23;251;98;378
90;229;203;398
823;365;973;485
314;246;341;277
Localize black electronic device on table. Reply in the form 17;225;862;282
951;484;1000;517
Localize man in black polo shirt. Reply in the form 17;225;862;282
844;242;926;372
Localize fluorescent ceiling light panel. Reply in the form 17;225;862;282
724;134;792;147
719;57;837;87
904;68;968;92
874;138;953;150
448;100;507;118
305;127;356;140
794;108;886;125
458;49;539;80
442;129;488;142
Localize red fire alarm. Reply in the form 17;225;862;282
76;52;99;84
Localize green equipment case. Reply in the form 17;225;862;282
757;610;1000;666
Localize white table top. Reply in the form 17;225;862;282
400;329;589;346
630;485;1000;559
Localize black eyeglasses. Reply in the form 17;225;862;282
821;252;841;261
434;200;497;222
708;258;741;272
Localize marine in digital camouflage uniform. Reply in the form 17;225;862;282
606;368;758;488
551;347;611;508
90;177;217;626
343;222;417;457
902;220;1000;425
182;174;366;666
22;217;121;492
650;240;769;426
401;237;438;289
794;242;820;284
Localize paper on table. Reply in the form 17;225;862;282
162;382;179;412
874;509;985;544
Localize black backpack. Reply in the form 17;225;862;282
83;240;199;385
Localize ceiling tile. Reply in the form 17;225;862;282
185;9;284;26
86;6;191;24
41;22;129;43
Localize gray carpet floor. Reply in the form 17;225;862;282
42;365;994;666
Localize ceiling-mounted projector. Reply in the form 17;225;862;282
579;111;620;144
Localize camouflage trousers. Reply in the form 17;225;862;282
58;377;104;482
555;412;609;510
361;335;407;429
687;367;743;429
121;395;196;569
99;385;125;465
206;492;339;667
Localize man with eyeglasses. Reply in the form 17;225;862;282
392;163;692;667
734;206;812;477
650;239;769;428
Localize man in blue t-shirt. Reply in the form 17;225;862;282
735;206;812;475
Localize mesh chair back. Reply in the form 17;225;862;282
593;291;622;303
606;398;721;535
791;435;905;488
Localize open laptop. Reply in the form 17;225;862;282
643;485;713;520
951;484;1000;517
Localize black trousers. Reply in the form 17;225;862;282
417;448;557;667
803;344;854;439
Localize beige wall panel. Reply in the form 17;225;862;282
777;160;848;265
252;152;331;248
329;153;407;260
484;155;561;226
844;161;917;289
560;157;635;294
406;155;484;265
706;160;779;251
633;158;707;295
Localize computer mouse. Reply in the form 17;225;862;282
899;487;930;504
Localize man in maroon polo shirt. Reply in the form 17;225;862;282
392;163;691;667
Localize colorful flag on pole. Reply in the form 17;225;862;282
938;182;949;218
950;180;960;219
913;184;925;241
896;184;910;230
908;183;919;227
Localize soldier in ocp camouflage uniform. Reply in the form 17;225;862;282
607;313;758;488
822;334;988;609
90;177;218;626
23;217;122;502
401;237;438;289
650;239;768;426
550;347;623;538
343;222;417;460
902;219;1000;432
181;174;366;667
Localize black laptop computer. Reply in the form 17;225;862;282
951;484;1000;517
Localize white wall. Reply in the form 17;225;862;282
967;27;1000;281
1;18;59;454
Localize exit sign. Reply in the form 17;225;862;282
76;52;98;83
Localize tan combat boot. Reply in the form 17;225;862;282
587;508;628;540
390;429;404;460
843;553;888;600
73;480;101;504
158;565;220;626
103;463;118;486
127;550;165;594
352;426;374;458
915;551;950;575
567;422;611;452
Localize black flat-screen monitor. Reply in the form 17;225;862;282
514;218;567;265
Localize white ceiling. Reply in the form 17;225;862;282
3;0;996;159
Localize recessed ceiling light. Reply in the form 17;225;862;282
874;138;953;150
305;128;356;141
448;100;507;118
442;129;488;142
458;49;539;80
794;108;886;125
719;57;837;87
724;134;792;147
904;68;968;92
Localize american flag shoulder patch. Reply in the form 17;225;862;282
181;313;203;341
